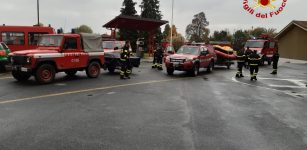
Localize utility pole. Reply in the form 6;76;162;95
170;0;174;46
37;0;40;25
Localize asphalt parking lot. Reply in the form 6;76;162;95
0;60;307;150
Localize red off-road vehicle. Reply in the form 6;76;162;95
244;35;278;65
165;44;217;76
9;33;105;84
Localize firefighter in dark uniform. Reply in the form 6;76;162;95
120;41;131;79
271;51;280;75
248;50;261;81
152;43;163;70
244;46;253;69
236;48;246;78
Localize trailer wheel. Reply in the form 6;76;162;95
167;68;174;75
108;67;115;73
35;64;55;84
86;61;101;78
12;71;31;81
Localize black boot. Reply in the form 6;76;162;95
240;74;244;77
236;74;240;78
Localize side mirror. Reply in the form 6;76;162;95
114;47;119;50
167;51;174;54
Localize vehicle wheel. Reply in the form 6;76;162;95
227;64;230;69
0;65;6;72
35;64;56;84
65;70;77;76
190;64;199;77
108;67;115;73
268;60;272;65
207;62;213;72
12;70;31;81
86;61;101;78
167;68;174;75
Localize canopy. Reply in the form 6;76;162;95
103;15;168;31
80;33;103;52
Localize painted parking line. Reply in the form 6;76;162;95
231;77;305;98
0;77;192;105
0;76;13;80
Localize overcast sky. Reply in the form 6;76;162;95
1;0;306;36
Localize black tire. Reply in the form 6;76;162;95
12;70;31;81
0;64;6;72
167;68;174;75
268;60;272;65
190;64;199;77
108;67;115;73
227;64;230;69
65;70;77;76
86;61;101;78
35;64;56;84
207;62;213;73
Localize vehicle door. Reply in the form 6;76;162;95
59;37;82;69
199;47;210;68
267;41;276;57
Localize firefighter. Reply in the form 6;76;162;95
248;50;261;81
120;41;131;79
244;46;253;69
236;48;246;78
271;50;280;75
152;43;163;70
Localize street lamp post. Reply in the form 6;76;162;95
170;0;174;46
37;0;40;25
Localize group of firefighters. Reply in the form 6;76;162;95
236;46;280;81
119;41;280;81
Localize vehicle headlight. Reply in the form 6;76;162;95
185;58;193;62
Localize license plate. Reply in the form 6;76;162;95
21;67;28;72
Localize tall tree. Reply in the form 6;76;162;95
140;0;163;45
210;30;232;42
162;24;171;41
119;0;138;51
233;30;249;50
185;12;210;43
75;25;93;33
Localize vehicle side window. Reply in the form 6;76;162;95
1;32;25;45
269;42;275;48
28;32;48;45
63;38;77;50
264;41;270;48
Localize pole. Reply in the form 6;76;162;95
170;0;174;47
37;0;40;25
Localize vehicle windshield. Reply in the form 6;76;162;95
38;35;63;47
103;41;125;49
245;41;265;48
176;46;199;55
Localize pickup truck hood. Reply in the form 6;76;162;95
169;53;196;60
11;49;59;56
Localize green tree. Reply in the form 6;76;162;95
119;0;138;51
233;30;249;50
162;24;171;41
250;27;266;38
210;30;232;42
185;12;210;43
76;25;93;33
140;0;163;48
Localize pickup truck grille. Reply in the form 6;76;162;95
170;58;185;63
11;56;29;65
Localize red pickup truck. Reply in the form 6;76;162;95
9;33;105;84
165;44;217;76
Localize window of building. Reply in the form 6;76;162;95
1;32;25;45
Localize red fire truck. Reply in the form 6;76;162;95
244;35;278;65
0;25;55;52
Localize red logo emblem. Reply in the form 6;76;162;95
243;0;287;18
